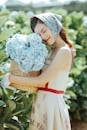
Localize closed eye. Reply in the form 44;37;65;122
42;30;46;33
41;28;47;33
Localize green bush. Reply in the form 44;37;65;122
0;9;87;129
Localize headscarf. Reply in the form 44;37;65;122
30;12;62;39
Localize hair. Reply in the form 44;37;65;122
59;27;73;48
59;27;76;65
30;17;42;32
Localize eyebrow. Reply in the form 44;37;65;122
41;27;46;32
37;27;45;34
35;26;46;34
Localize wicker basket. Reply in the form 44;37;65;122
10;60;40;93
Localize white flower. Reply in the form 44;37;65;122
1;73;10;88
5;20;15;28
6;33;48;72
9;11;18;18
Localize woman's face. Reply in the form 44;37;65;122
34;22;55;45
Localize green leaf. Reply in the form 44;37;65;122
7;100;16;112
0;126;4;130
0;16;8;28
81;100;87;109
66;90;77;99
74;57;86;70
0;28;16;42
4;119;25;130
0;88;3;96
70;100;78;112
3;123;20;130
12;109;25;116
0;100;6;107
70;67;82;76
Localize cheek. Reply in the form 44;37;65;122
49;32;55;44
50;35;55;43
47;37;55;45
52;37;55;43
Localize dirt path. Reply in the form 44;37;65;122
71;120;87;130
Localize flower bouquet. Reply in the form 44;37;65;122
6;33;48;92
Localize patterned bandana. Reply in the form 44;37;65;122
30;12;62;39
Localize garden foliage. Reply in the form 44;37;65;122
0;9;87;129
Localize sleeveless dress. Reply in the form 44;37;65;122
29;47;71;130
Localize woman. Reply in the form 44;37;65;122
8;13;75;130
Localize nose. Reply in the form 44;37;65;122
40;33;47;41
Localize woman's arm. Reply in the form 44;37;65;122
9;47;72;89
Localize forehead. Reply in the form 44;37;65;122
34;22;47;33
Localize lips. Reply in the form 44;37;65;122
46;37;50;42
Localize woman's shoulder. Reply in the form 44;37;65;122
41;45;72;72
59;44;71;52
56;45;72;59
52;45;72;70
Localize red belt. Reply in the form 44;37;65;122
38;83;64;94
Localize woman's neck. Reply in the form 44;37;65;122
55;35;66;49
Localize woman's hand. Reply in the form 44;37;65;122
9;74;38;92
9;74;40;92
0;73;45;92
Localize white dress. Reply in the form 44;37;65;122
29;70;71;130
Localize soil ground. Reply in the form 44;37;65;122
71;120;87;130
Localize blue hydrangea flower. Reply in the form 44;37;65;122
6;33;48;72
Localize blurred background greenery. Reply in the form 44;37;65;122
0;0;87;130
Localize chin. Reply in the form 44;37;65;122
50;42;55;46
47;40;54;45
